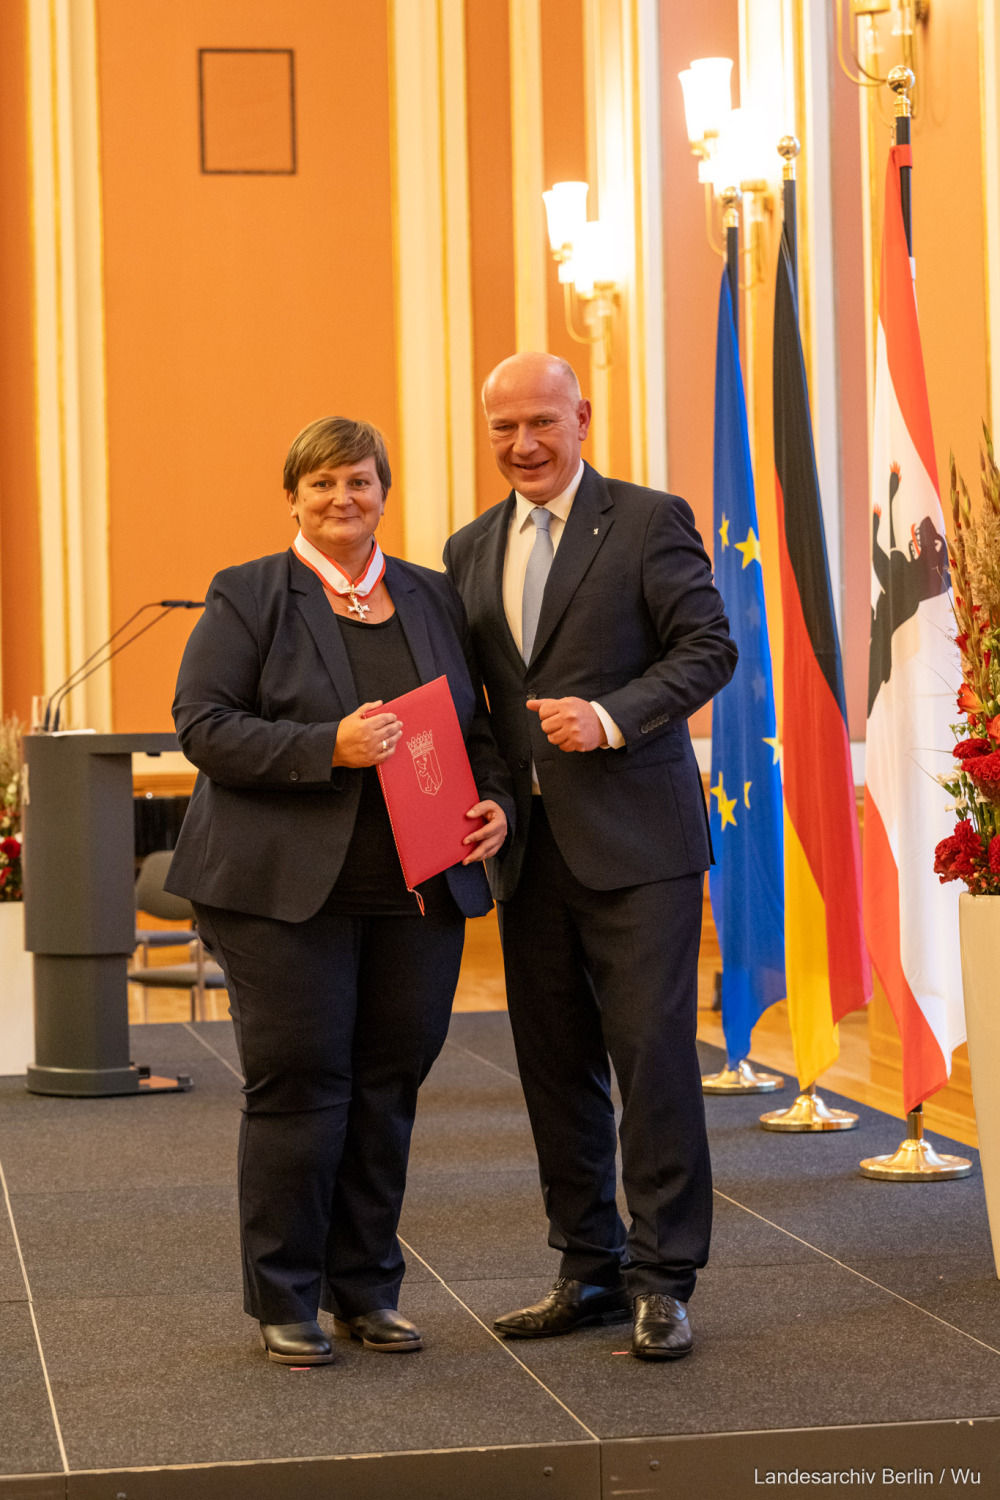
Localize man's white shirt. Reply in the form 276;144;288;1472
500;461;624;790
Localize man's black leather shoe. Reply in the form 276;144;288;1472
494;1278;630;1338
630;1294;693;1360
258;1320;334;1365
333;1308;423;1351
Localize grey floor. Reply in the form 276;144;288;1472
1;1012;999;1484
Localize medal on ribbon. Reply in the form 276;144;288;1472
293;530;386;620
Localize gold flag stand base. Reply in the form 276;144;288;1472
760;1087;858;1132
859;1107;973;1181
702;1058;784;1094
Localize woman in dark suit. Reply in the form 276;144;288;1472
167;417;512;1366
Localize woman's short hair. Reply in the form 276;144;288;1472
283;417;392;497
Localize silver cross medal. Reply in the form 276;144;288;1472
347;589;371;622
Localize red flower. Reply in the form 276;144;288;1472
964;751;1000;803
987;714;1000;743
953;822;983;870
955;631;969;653
953;738;991;759
0;836;20;859
934;835;961;881
990;836;1000;875
958;683;984;714
935;820;985;882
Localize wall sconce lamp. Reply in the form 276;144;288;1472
678;57;734;179
542;181;622;370
836;0;930;92
678;58;779;311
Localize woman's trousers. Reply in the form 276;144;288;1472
194;898;465;1323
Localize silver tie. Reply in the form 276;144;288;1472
521;507;554;664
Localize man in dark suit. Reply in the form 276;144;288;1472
444;353;737;1360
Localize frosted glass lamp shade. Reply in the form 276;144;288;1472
713;106;783;192
543;182;589;254
679;57;733;146
572;221;620;298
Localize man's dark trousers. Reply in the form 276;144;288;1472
498;799;711;1301
444;463;738;1305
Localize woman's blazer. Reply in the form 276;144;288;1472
166;549;515;922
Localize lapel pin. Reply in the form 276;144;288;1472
593;527;599;535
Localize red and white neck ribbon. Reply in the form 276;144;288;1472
293;530;386;599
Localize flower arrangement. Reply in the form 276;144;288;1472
0;715;24;902
934;430;1000;895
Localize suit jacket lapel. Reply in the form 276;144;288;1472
529;465;615;666
385;558;438;683
478;495;523;672
289;550;359;711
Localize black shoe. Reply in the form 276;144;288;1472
333;1308;423;1352
630;1293;693;1361
493;1278;630;1339
258;1320;334;1365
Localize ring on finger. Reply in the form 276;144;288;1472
380;739;387;752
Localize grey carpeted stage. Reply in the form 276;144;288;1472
1;1013;998;1500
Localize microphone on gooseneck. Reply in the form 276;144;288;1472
43;599;205;731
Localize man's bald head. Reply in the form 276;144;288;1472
481;352;591;504
482;352;582;410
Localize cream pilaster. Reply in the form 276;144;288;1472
582;0;612;474
509;0;548;354
27;0;111;729
582;0;666;484
634;0;668;490
389;0;476;565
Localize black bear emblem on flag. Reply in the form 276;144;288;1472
868;462;949;715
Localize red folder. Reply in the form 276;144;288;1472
373;675;484;895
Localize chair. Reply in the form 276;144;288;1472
128;850;227;1021
134;849;194;967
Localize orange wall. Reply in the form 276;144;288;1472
96;0;399;732
659;0;741;737
0;0;43;723
906;2;988;506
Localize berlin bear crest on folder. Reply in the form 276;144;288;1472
406;729;443;796
371;675;484;899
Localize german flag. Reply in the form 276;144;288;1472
773;225;872;1089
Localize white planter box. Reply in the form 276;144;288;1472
959;891;1000;1279
0;900;33;1076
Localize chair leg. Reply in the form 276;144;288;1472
194;936;207;1023
138;941;150;1024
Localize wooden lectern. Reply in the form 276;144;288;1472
22;732;194;1097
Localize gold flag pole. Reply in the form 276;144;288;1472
703;1058;784;1094
855;65;973;1182
760;1085;858;1132
860;1103;972;1179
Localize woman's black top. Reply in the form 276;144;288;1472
327;611;454;917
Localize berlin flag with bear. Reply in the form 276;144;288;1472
863;142;965;1112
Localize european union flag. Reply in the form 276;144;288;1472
709;273;785;1066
